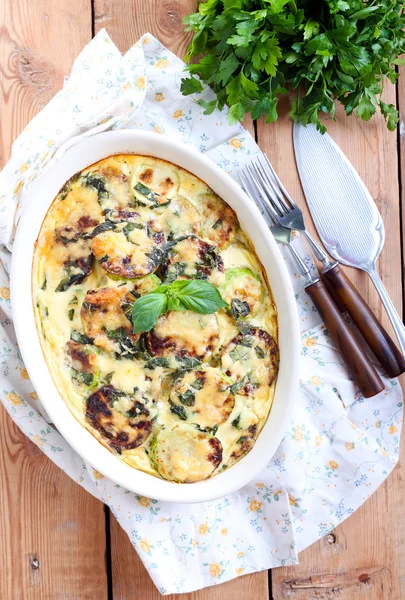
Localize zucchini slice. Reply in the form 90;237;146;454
130;161;180;208
221;327;278;396
93;158;133;211
162;235;223;282
169;367;235;428
147;310;219;362
220;267;264;317
86;385;152;453
132;274;161;296
200;192;239;249
91;221;165;278
159;196;202;237
51;183;103;292
80;286;139;354
149;425;222;482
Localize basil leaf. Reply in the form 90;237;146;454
254;345;266;359
175;356;202;370
132;293;167;333
154;283;170;294
104;372;114;384
229;376;247;395
81;172;109;200
103;327;138;357
71;368;99;389
168;279;190;292
130;278;227;333
176;279;228;314
166;296;184;311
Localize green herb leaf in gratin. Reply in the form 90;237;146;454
132;293;168;334
131;278;228;334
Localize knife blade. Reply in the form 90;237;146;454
293;123;405;374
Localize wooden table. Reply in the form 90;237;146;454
1;1;404;598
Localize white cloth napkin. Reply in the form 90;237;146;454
0;30;402;596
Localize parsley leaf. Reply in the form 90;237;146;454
180;75;204;96
216;53;240;86
181;0;405;132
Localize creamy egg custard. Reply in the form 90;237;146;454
33;155;278;483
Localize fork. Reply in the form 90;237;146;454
250;154;336;270
238;167;384;399
245;154;405;380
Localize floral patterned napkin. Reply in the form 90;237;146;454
0;30;402;596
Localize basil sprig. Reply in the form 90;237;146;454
131;279;228;333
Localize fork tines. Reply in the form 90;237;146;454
239;155;288;227
240;153;307;235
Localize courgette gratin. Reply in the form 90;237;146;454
33;155;279;483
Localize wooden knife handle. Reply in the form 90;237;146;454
323;264;405;379
306;279;384;398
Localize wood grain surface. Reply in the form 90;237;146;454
259;91;405;600
0;1;108;598
0;0;404;598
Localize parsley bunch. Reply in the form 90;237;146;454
181;0;405;132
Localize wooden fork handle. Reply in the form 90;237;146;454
323;264;405;379
306;279;384;398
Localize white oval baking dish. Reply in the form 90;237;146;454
11;130;300;503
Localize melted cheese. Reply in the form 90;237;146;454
32;154;279;482
148;310;219;361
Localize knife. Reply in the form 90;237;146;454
293;124;405;379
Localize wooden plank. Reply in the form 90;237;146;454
109;515;269;600
0;1;108;598
257;89;405;598
94;0;197;55
396;65;405;343
94;1;266;598
0;413;108;599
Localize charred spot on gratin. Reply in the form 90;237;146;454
66;340;97;373
86;385;152;453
